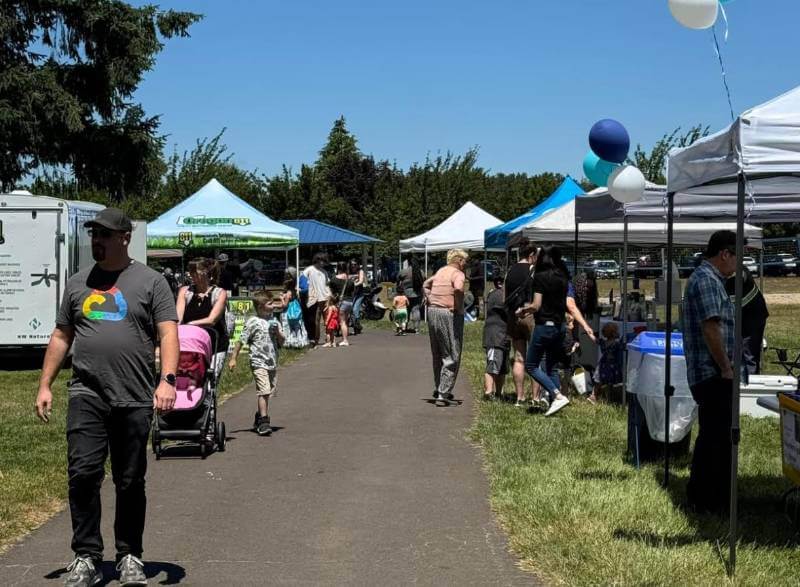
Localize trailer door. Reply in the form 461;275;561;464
0;208;62;346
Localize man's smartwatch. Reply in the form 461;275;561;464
161;373;177;386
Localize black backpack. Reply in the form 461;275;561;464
503;266;534;316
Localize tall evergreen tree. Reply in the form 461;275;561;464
0;1;201;197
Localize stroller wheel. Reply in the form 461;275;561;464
216;421;226;452
199;441;208;459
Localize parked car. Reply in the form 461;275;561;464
677;252;704;278
742;256;758;275
763;253;797;276
634;256;662;279
584;259;620;279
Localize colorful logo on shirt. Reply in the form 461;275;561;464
81;287;128;321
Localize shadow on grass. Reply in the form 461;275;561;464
574;469;633;482
45;560;186;585
649;470;800;548
612;528;705;548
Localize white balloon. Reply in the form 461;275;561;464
668;0;718;30
608;165;645;203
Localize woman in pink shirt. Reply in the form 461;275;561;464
423;248;468;403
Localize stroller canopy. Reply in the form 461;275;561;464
178;325;212;361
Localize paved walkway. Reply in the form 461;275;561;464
0;328;533;586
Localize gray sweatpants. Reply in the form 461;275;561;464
427;306;465;396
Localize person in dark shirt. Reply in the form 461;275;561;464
216;253;241;295
36;208;179;586
517;245;571;417
725;268;769;374
504;238;538;407
483;275;508;400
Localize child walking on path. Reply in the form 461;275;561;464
228;290;284;436
483;275;508;400
323;295;340;348
393;293;409;335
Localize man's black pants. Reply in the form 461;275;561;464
304;301;324;346
67;394;152;562
687;376;733;513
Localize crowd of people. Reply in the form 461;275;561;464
31;203;769;586
34;206;380;585
417;239;618;416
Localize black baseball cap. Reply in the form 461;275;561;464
84;208;133;232
704;230;745;257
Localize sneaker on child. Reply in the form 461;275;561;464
257;416;272;436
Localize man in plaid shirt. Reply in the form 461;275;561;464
682;230;739;514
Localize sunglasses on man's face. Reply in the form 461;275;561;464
89;228;114;239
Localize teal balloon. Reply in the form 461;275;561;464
583;151;618;187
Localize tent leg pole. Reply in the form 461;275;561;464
622;217;629;406
295;246;299;276
728;173;746;578
573;219;579;277
663;192;675;489
483;249;489;307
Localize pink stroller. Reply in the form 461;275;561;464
152;325;226;459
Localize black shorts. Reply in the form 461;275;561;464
485;347;508;376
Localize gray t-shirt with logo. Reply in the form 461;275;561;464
56;260;178;407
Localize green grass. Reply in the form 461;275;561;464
0;346;304;553
596;276;800;299
463;322;800;585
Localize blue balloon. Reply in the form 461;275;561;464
589;119;630;164
582;151;618;187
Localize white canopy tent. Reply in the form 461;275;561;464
399;201;502;274
663;85;800;575
399;201;501;252
515;196;763;247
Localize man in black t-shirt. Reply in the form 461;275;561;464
504;238;538;407
726;269;769;374
36;208;179;587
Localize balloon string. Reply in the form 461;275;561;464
712;26;736;123
719;2;729;42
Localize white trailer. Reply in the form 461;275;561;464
0;192;105;349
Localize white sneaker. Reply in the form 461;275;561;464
544;396;570;417
339;341;349;347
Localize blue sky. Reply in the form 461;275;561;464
135;0;799;180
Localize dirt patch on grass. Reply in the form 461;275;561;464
0;498;65;555
764;293;800;305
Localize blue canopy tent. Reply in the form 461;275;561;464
484;176;584;252
281;219;382;281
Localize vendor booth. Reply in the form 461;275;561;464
147;178;299;253
399;201;501;275
484;177;584;252
661;85;800;570
147;179;301;344
281;219;382;283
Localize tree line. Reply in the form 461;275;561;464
4;1;796;245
